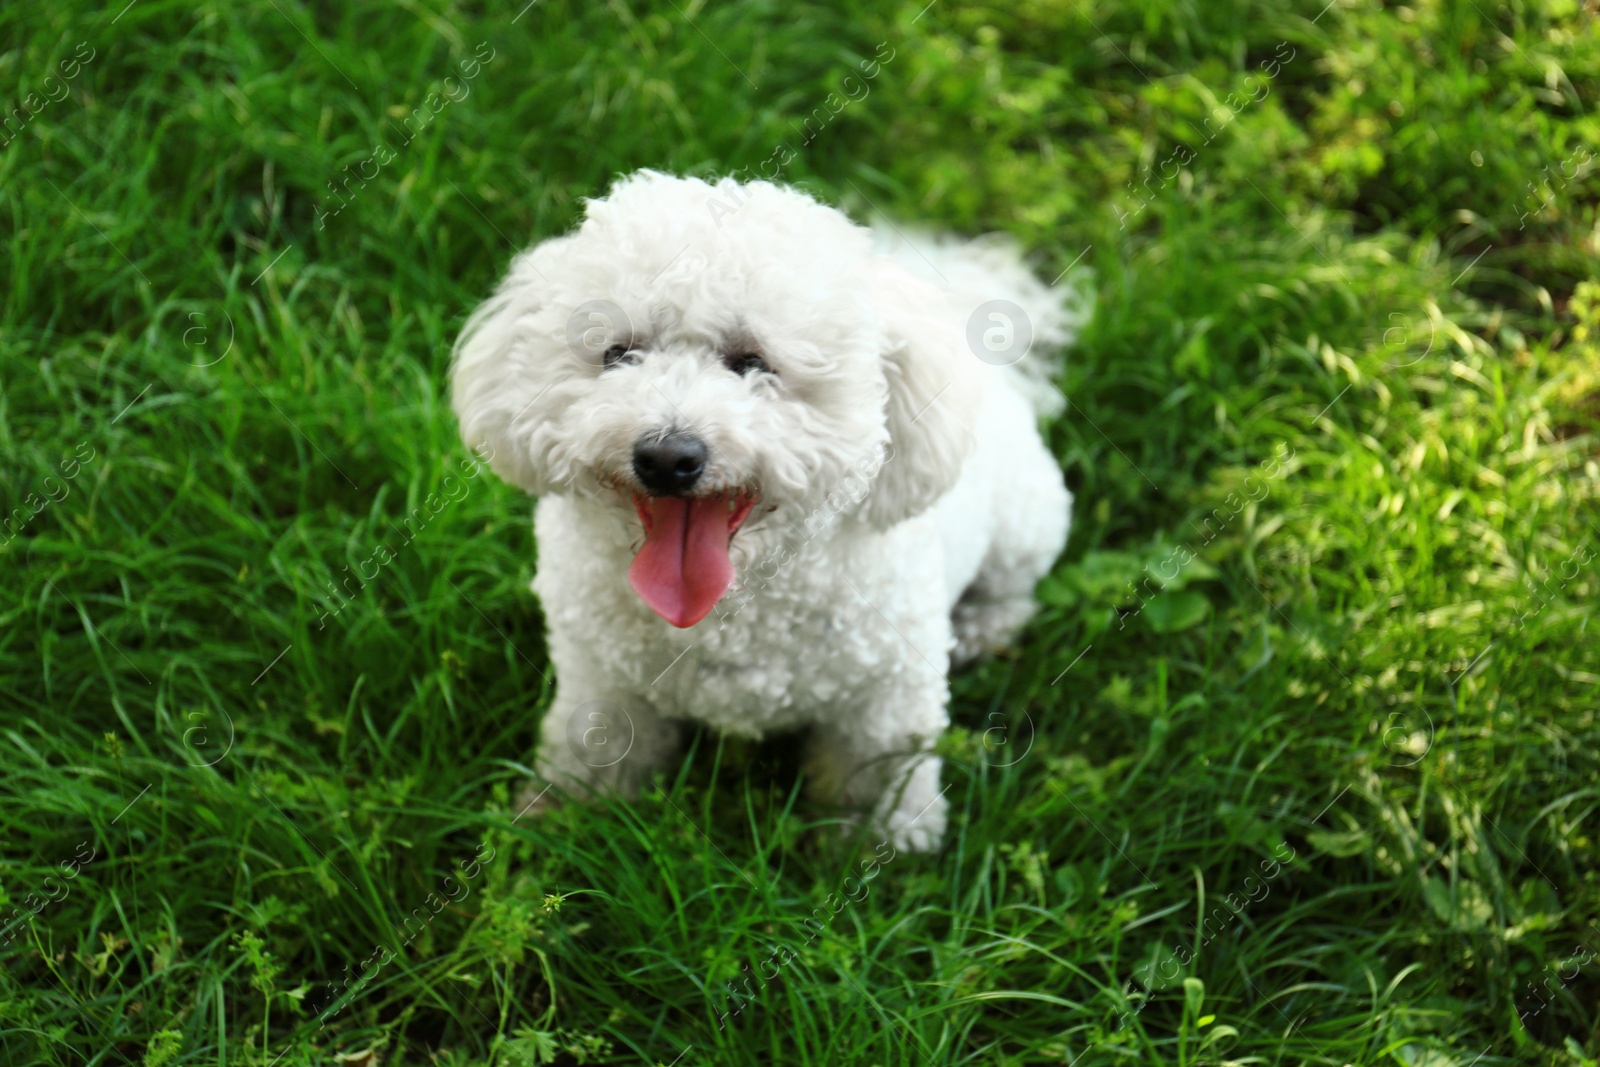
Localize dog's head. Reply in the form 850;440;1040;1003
451;170;979;627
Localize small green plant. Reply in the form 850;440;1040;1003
141;1029;183;1067
231;930;307;1062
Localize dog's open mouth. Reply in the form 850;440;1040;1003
628;492;756;628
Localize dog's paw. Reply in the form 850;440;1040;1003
951;595;1039;667
880;792;947;854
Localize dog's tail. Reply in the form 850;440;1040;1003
871;227;1087;418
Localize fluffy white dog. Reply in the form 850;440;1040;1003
451;170;1077;850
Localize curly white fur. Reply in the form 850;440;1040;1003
451;170;1078;851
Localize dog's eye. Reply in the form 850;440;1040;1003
603;343;638;368
725;352;771;377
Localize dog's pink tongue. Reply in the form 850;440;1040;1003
629;497;736;628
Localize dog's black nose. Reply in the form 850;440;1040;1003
633;431;708;495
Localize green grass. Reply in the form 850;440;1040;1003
2;0;1599;1063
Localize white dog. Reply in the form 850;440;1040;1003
451;171;1077;850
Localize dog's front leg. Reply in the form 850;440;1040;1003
532;666;679;804
804;682;950;853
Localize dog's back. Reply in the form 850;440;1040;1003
863;229;1078;662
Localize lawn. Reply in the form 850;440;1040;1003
2;0;1599;1064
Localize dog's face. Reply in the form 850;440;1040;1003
452;171;978;627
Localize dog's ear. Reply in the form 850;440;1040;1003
450;237;574;495
861;259;983;529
